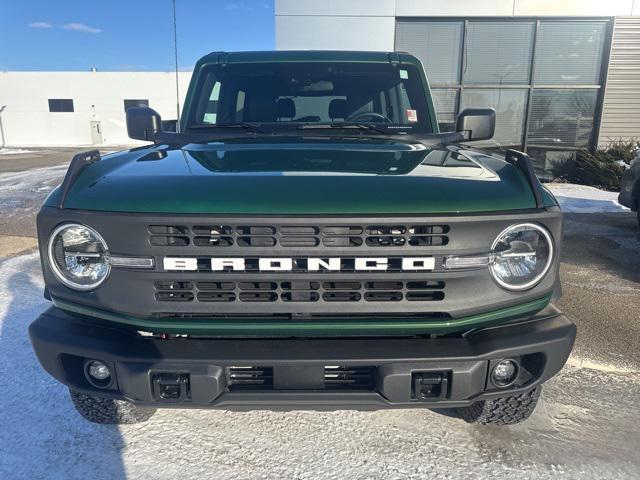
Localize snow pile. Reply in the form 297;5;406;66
0;148;34;155
546;183;630;213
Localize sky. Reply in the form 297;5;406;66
0;0;275;71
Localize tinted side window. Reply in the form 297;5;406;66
203;82;221;123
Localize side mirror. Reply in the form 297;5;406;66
456;108;495;142
126;107;162;141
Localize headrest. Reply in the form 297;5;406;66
329;99;346;120
276;98;296;119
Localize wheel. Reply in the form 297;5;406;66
69;389;156;424
457;386;541;425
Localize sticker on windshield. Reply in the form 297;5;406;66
406;109;418;123
399;69;409;79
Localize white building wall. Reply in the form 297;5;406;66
396;0;637;16
0;72;191;147
275;0;396;51
395;0;514;17
512;0;636;17
276;0;640;51
276;16;395;51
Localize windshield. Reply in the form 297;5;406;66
185;62;434;134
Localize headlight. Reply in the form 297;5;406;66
47;224;110;290
490;223;554;291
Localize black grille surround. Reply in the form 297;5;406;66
37;209;563;322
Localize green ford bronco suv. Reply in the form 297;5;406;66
30;51;575;426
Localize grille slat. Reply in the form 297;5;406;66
227;367;273;390
197;292;236;302
148;223;449;249
324;367;376;390
155;279;446;303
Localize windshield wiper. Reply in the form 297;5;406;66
188;123;265;133
298;122;389;135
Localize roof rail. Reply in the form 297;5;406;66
388;52;400;65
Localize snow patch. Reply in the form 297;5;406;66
0;164;67;217
0;148;35;155
546;183;630;213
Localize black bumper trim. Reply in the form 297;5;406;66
29;305;576;410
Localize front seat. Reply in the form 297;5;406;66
329;99;346;121
276;98;296;121
345;95;375;120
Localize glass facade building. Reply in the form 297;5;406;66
395;18;612;174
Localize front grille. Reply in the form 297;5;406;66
226;366;376;391
149;223;449;249
41;210;561;322
155;280;446;303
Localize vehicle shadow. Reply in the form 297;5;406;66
0;254;127;480
561;212;640;284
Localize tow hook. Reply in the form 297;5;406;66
152;373;190;401
412;372;448;401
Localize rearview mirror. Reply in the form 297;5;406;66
126;107;162;141
456;108;496;142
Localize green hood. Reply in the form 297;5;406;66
48;138;553;214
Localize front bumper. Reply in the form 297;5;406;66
29;305;575;410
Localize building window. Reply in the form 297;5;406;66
461;88;528;147
527;89;598;149
463;21;534;85
395;18;611;175
533;21;607;85
48;99;74;112
395;21;463;85
124;99;149;112
431;88;458;132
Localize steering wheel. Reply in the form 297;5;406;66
345;112;392;123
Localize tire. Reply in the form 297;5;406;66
457;386;541;426
69;389;156;424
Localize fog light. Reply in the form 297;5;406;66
87;360;111;381
491;359;518;387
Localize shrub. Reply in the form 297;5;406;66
602;138;640;167
551;139;639;191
